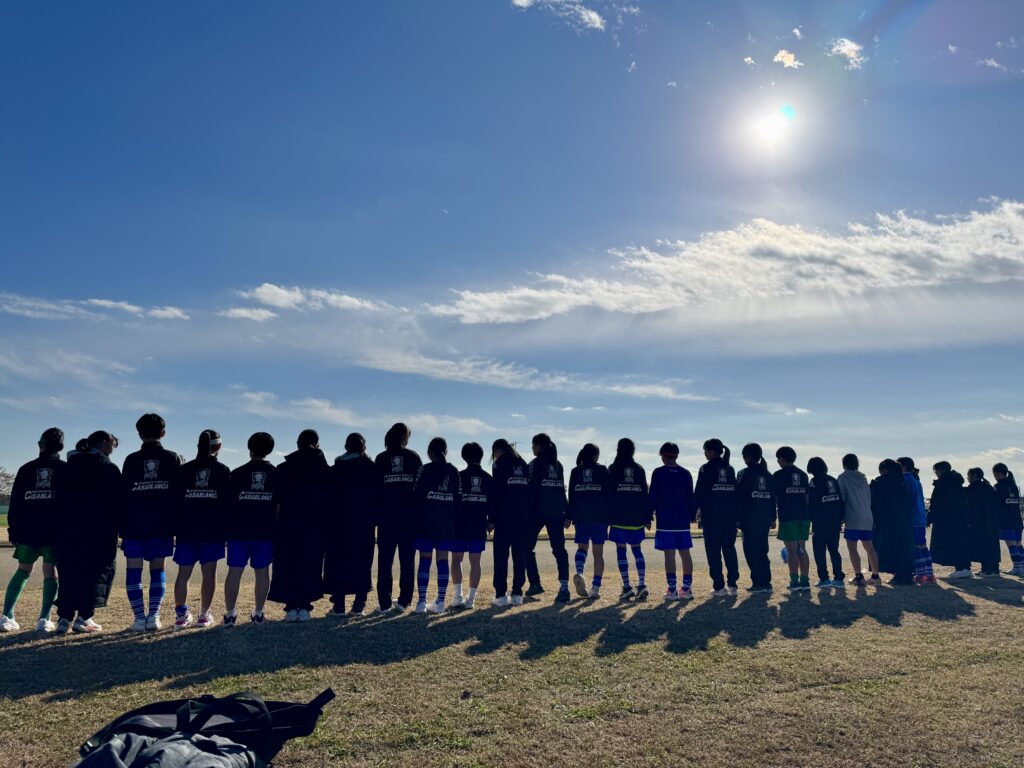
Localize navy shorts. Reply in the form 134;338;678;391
655;530;693;551
227;540;273;568
413;538;457;552
573;523;607;545
122;537;174;561
451;539;486;554
173;541;225;566
999;528;1023;541
609;526;645;546
913;526;928;547
844;528;874;542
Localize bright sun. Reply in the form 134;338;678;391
750;104;797;150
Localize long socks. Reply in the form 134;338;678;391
617;548;631;588
575;549;587;575
453;583;463;601
682;573;693;592
592;574;602;590
915;547;934;578
1007;542;1024;570
40;577;58;620
631;545;646;587
148;569;166;617
417;556;432;603
666;572;677;593
3;569;30;618
126;567;145;620
436;559;449;602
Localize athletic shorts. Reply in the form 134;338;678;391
12;544;56;565
227;540;273;569
609;526;645;546
413;538;457;552
654;530;693;551
573;523;607;545
913;526;928;547
999;528;1023;541
844;528;874;541
122;537;174;561
777;520;811;542
450;539;486;554
173;541;225;566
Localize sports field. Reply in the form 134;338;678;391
2;545;1023;768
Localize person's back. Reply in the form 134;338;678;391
994;476;1022;532
491;453;531;528
528;455;567;521
966;474;1000;574
457;464;491;545
9;453;65;549
414;458;461;545
773;466;809;523
374;447;422;529
735;463;773;531
871;467;915;583
65;450;121;543
695;456;737;528
609;459;650;529
568;461;610;526
121;441;182;541
650;464;694;531
278;447;331;529
177;456;231;544
837;469;872;531
228;459;279;542
808;474;844;524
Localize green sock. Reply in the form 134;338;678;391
789;573;799;585
799;574;810;585
40;577;58;621
3;569;30;618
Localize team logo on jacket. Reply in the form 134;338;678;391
251;472;266;491
196;468;210;489
757;476;767;492
791;472;800;486
548;466;557;480
471;476;482;493
624;467;635;483
440;476;450;493
143;460;160;480
513;465;524;477
718;468;728;483
583;468;593;483
827;479;836;494
35;468;53;489
391;456;404;473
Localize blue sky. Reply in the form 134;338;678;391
2;1;1023;485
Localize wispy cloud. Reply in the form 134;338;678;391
743;56;755;66
773;49;803;69
218;307;278;322
241;282;389;313
947;43;958;55
792;27;802;40
511;0;607;32
147;306;191;320
0;293;97;321
977;57;1007;72
86;298;144;315
828;37;866;70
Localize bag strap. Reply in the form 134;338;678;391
177;692;273;734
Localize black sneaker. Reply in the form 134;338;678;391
619;586;635;601
525;584;545;597
249;612;265;625
634;585;649;602
850;574;866;586
555;586;571;603
222;613;237;627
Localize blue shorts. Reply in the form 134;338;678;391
999;529;1023;541
844;529;874;542
655;530;693;551
413;538;458;552
573;523;607;545
609;526;645;546
913;526;928;547
451;539;486;554
227;540;273;569
173;541;225;566
122;537;174;561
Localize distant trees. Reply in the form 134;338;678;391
0;465;13;503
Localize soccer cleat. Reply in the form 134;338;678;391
196;610;215;628
36;618;56;633
250;611;265;625
175;612;194;630
129;617;147;633
619;586;636;601
587;587;601;600
73;617;102;633
414;601;428;614
947;568;973;579
680;588;694;601
222;613;237;627
525;584;545;597
712;588;730;597
426;600;446;615
146;614;162;631
491;595;510;608
297;609;312;622
284;609;299;623
0;615;20;632
510;594;524;606
555;586;571;603
664;589;681;601
55;617;72;634
635;585;650;601
572;573;588;598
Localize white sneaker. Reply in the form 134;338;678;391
587;587;601;600
712;588;730;597
395;602;409;612
510;594;524;606
491;595;510;608
73;617;102;633
129;617;147;633
146;614;162;631
426;600;446;614
680;588;694;601
175;611;195;630
36;618;56;633
572;573;588;598
1;615;20;632
196;610;216;628
55;617;72;634
297;609;311;622
414;601;428;614
664;589;681;601
464;595;476;610
948;568;973;579
284;609;299;623
450;595;466;609
727;586;738;596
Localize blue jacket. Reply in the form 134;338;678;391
649;464;694;530
903;472;927;528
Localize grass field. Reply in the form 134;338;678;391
2;543;1023;767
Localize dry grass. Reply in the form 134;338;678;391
2;543;1023;767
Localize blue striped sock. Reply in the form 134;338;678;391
126;568;145;620
617;547;631;587
436;559;449;601
575;549;587;575
148;569;166;617
631;544;645;587
417;556;431;603
175;603;189;618
667;572;677;592
592;574;602;589
922;549;934;576
682;573;693;591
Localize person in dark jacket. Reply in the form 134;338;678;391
490;438;532;607
172;430;231;630
525;433;571;603
324;433;381;617
650;442;695;600
569;443;611;599
695;438;739;596
871;459;915;585
773;446;810;592
453;442;491;610
992;463;1023;575
121;413;183;631
374;423;422;613
224;432;278;625
268;430;330;621
608;438;652;601
55;431;121;633
965;468;1000;576
735;443;774;593
928;462;971;578
807;457;845;588
412;437;461;614
2;428;65;633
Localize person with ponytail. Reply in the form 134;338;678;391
1;428;66;633
694;438;739;596
453;442;492;610
837;454;879;585
411;437;461;614
806;457;846;589
965;468;1000;576
608;438;652;601
773;446;811;592
992;463;1023;575
526;433;571;603
568;443;611;599
870;459;916;585
490;438;532;607
172;430;231;629
928;461;971;579
735;443;774;593
121;413;183;632
898;457;935;585
374;423;423;612
649;442;695;600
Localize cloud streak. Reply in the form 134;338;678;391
829;37;866;70
773;49;803;69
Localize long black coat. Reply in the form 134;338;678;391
323;453;381;597
871;471;915;579
966;479;1000;569
928;471;970;567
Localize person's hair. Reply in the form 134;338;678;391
879;458;901;475
577;443;600;466
532;433;558;464
247;432;275;458
897;457;918;476
297;429;319;449
87;430;114;448
39;427;64;454
967;467;984;482
384;423;410;450
992;462;1009;476
659;442;679;456
75;438;89;453
704;438;730;464
345;432;366;454
776;445;796;463
807;456;828;476
427;436;447;460
491;438;521;464
196;429;221;460
933;460;952;474
610;437;636;470
462;442;484;465
842;453;859;470
136;413;166;440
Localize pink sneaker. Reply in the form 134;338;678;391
196;610;216;628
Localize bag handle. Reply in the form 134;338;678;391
176;692;273;734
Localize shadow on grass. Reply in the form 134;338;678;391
0;580;986;702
